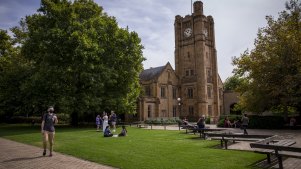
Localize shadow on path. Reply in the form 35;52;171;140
3;156;44;163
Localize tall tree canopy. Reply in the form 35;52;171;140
232;0;301;116
0;29;32;117
223;75;246;91
0;0;145;125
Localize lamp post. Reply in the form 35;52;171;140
177;98;182;118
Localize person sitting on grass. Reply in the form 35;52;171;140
104;125;113;137
118;125;127;137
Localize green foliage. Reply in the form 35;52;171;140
7;116;42;124
223;75;246;91
232;0;301;115
205;116;211;124
217;115;285;129
0;0;145;125
145;118;179;124
0;29;32;117
0;125;264;169
248;115;285;129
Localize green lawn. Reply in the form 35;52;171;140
0;124;264;169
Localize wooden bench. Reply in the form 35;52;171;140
193;128;226;139
181;125;198;134
250;136;301;169
184;126;226;138
138;124;149;128
207;132;272;149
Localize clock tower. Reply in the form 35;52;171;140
174;1;222;121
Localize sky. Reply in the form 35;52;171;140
0;0;287;81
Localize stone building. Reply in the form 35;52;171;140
223;91;240;115
136;1;224;122
138;63;179;121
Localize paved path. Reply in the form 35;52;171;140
0;138;115;169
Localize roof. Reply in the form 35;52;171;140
139;65;166;81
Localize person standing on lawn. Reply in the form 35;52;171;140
102;112;109;132
110;111;117;132
41;106;58;157
96;114;102;132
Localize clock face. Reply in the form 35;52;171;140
184;28;192;37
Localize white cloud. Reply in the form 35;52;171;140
1;0;288;81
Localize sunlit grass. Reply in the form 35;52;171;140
0;124;264;169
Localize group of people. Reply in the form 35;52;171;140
223;114;249;134
182;115;206;129
182;114;250;135
96;111;128;137
104;125;127;137
96;111;117;132
40;107;128;157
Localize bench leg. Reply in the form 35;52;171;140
277;156;283;169
220;140;223;147
266;154;271;164
275;150;283;169
225;140;228;149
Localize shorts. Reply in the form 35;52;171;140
111;122;116;125
43;130;55;134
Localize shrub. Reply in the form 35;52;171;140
205;116;211;124
248;115;284;129
145;118;179;125
56;113;70;124
217;115;285;129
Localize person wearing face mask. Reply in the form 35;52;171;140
41;106;58;157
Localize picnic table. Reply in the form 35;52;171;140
207;132;272;149
250;136;301;169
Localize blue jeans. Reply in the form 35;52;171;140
242;125;248;135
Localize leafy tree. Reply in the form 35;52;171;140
232;0;301;117
223;75;246;91
11;0;144;125
0;29;32;117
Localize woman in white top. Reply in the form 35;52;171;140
102;112;108;132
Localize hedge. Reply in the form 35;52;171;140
217;115;284;129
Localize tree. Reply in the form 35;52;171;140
223;75;246;91
232;0;301;117
0;29;32;117
16;0;144;125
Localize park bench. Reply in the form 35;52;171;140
137;123;149;128
207;132;272;149
181;125;198;134
250;136;301;169
185;126;226;139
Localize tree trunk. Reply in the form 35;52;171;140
71;111;79;127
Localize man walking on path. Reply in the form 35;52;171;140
241;113;249;135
